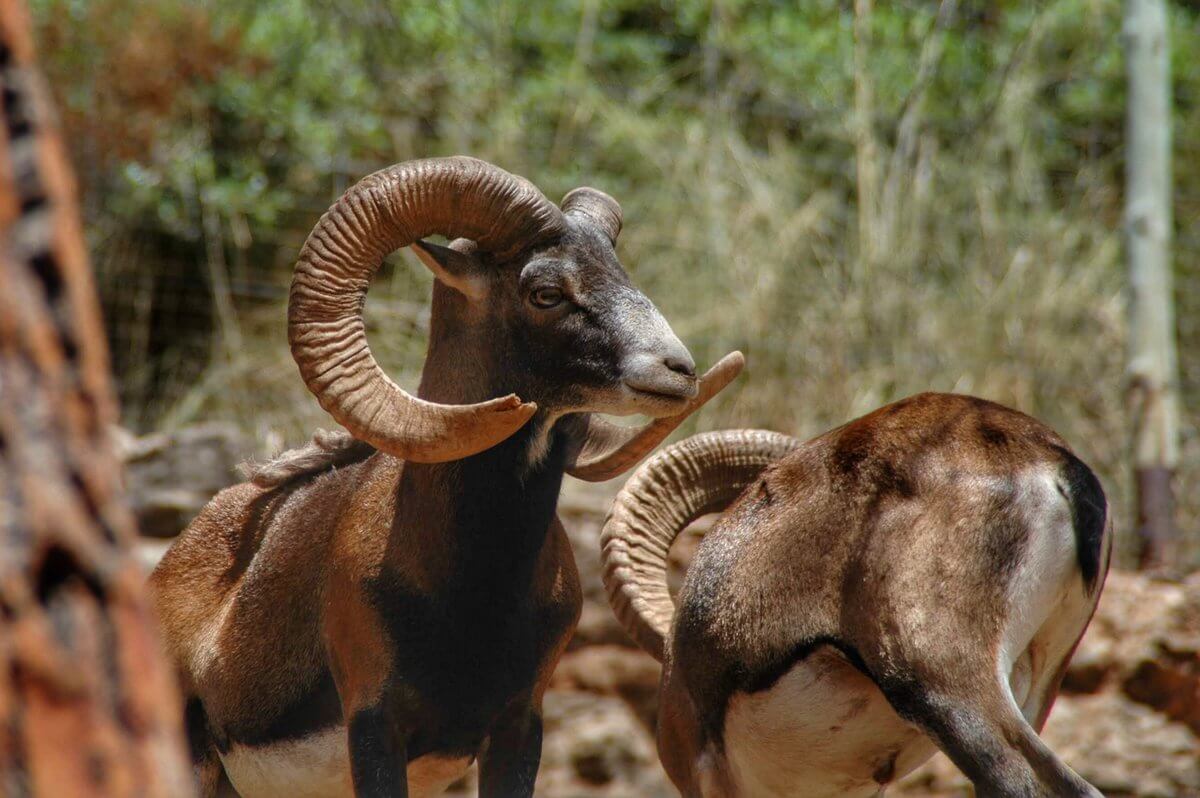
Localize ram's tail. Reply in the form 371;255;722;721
600;429;800;661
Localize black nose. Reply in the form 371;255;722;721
664;354;696;379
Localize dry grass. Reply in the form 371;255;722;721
158;200;1187;566
123;38;1195;570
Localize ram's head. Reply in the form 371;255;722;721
289;156;741;472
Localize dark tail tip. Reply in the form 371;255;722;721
1056;447;1107;594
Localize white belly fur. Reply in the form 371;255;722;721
220;727;471;798
722;646;937;798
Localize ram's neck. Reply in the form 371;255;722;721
391;417;566;585
390;301;566;585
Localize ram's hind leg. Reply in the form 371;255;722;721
855;523;1100;793
875;663;1099;798
1007;582;1098;735
861;574;1100;798
877;459;1105;796
183;697;231;798
934;463;1109;794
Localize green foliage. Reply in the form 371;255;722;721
30;0;1200;565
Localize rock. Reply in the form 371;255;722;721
550;645;662;730
114;423;244;537
1042;692;1200;798
537;690;673;797
1125;652;1200;737
134;538;173;573
1066;571;1200;734
573;600;635;650
558;486;637;650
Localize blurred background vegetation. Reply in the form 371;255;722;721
33;0;1198;567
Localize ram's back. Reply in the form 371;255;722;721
148;454;379;730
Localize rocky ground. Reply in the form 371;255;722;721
127;428;1200;797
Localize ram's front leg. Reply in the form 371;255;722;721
478;697;543;798
347;701;410;797
326;573;410;797
476;516;578;796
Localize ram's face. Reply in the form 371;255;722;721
505;218;697;417
417;218;698;419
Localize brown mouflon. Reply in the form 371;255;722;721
602;394;1110;797
149;156;742;798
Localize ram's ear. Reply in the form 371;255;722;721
411;238;488;299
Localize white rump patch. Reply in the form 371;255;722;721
997;468;1096;724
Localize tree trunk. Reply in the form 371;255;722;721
0;1;194;794
853;0;879;266
1124;0;1179;570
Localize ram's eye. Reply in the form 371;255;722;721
530;287;564;309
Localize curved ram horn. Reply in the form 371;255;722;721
600;428;802;660
289;156;566;463
561;186;622;244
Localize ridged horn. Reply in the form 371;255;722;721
600;429;801;661
562;187;621;244
289;156;566;462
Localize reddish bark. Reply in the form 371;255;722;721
0;1;193;794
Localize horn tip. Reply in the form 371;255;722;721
720;350;746;372
705;351;745;381
499;398;539;437
486;393;537;413
482;394;539;427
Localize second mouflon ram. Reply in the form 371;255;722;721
149;157;742;797
603;394;1110;798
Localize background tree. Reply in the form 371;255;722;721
0;0;193;794
1124;0;1180;570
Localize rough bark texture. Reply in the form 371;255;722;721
1124;0;1180;570
0;1;193;795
